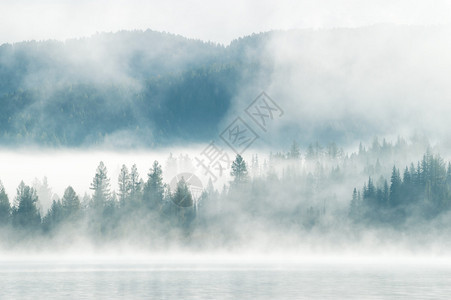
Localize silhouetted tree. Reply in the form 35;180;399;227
90;161;111;209
231;154;249;185
349;187;360;220
43;200;64;232
12;182;41;229
172;177;193;208
129;164;142;204
143;161;164;209
118;165;130;206
0;181;10;225
390;166;402;206
62;186;80;217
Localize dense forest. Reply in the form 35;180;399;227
350;151;451;225
0;30;271;146
0;137;449;250
2;26;448;148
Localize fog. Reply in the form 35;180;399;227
3;2;451;299
0;135;449;255
1;0;450;45
4;25;451;149
0;145;238;209
1;0;451;262
3;24;451;258
226;26;451;150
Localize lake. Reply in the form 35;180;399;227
0;257;450;299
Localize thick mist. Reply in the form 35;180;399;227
2;26;451;258
1;0;450;44
1;136;449;256
4;25;451;149
227;26;451;149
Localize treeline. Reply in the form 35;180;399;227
0;138;446;247
0;153;255;245
350;151;451;225
0;161;199;240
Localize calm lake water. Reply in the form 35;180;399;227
0;260;450;299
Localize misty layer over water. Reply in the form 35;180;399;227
1;137;450;255
1;259;450;299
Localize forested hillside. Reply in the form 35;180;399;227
0;30;271;146
2;26;451;148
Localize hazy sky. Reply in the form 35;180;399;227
0;0;450;45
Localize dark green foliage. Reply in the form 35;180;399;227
12;182;41;229
1;138;451;246
0;181;10;225
90;161;110;209
129;164;142;205
42;200;64;232
118;165;130;206
390;166;402;206
62;186;80;217
231;154;249;185
143;161;164;209
0;31;273;147
172;177;193;208
352;152;451;225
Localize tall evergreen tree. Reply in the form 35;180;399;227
231;154;249;185
383;180;390;207
12;182;41;229
62;186;80;217
129;164;142;203
172;177;193;208
118;165;130;206
0;181;10;225
144;161;164;209
43;200;64;231
390;166;402;206
349;187;359;219
90;161;111;209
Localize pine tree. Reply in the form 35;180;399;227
118;164;130;206
62;186;80;217
390;166;402;207
172;177;193;208
43;200;64;231
12;181;41;229
349;188;359;219
144;161;164;208
231;154;249;185
129;164;141;203
383;180;390;207
0;181;10;225
90;161;111;209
